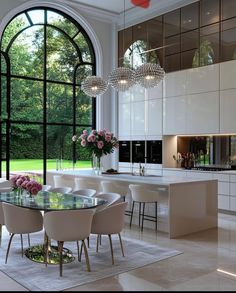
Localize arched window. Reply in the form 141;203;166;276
0;7;96;181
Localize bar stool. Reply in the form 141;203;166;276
129;184;160;231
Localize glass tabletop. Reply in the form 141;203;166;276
0;191;106;211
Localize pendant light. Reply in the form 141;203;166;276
81;76;108;97
108;0;136;92
135;63;165;88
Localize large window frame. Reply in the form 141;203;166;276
0;7;96;182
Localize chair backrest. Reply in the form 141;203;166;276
72;189;96;197
2;202;43;234
74;177;100;191
50;187;72;194
94;192;121;211
53;175;69;188
0;203;4;225
91;201;128;235
41;185;51;192
100;181;128;197
129;184;159;203
44;209;95;242
0;179;13;188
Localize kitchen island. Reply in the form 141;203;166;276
47;170;218;238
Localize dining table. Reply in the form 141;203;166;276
0;190;107;265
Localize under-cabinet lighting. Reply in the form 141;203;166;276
217;268;236;278
176;133;236;137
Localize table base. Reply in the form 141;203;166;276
25;244;75;265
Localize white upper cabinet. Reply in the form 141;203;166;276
164;70;187;98
118;102;131;139
131;101;146;137
147;99;162;136
118;90;131;104
186;91;220;134
220;60;236;90
147;82;163;100
163;95;186;135
131;84;145;102
220;89;236;133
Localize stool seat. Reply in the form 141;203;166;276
129;184;160;231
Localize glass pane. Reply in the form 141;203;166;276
181;29;199;51
118;27;132;67
1;76;7;118
181;2;199;32
75;126;92;169
9;124;43;178
164;53;180;72
181;49;197;69
47;10;78;38
165;35;180;55
47;125;73;171
74;32;93;63
222;0;236;20
11;79;43;122
76;88;93;125
47;83;73;124
76;64;93;84
164;9;180;37
200;24;220;64
27;9;45;24
147;16;163;65
124;40;148;69
9;26;44;78
200;0;219;26
1;54;6;75
47;27;79;83
1;13;30;52
221;18;236;61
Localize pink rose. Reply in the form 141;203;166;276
115;142;119;148
97;141;104;149
81;139;86;147
26;180;34;191
105;134;111;142
87;134;96;142
16;178;24;187
21;180;28;189
30;187;39;195
83;129;88;135
98;130;105;136
91;130;97;135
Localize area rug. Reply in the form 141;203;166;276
0;230;182;291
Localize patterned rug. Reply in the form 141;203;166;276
0;229;182;291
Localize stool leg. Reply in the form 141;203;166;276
138;202;141;227
155;202;158;231
141;203;145;232
130;201;135;227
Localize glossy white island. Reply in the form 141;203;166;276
47;170;218;238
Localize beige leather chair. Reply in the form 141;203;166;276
72;189;96;197
94;192;122;211
2;202;43;263
0;187;13;246
91;201;128;265
100;181;128;201
44;209;95;277
129;184;160;231
50;187;72;194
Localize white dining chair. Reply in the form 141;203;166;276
44;209;95;277
0;187;13;247
2;202;43;263
74;178;100;192
72;189;96;197
100;181;128;201
50;187;72;194
91;201;128;265
94;192;122;211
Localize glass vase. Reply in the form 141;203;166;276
92;154;102;175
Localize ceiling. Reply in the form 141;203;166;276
73;0;198;15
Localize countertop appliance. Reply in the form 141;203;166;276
146;140;162;164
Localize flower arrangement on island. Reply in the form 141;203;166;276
72;129;119;157
11;174;42;196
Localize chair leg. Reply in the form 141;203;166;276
20;234;24;257
141;203;146;232
87;236;90;248
96;235;99;253
118;233;125;257
155;202;158;231
100;234;102;245
138;202;141;226
5;233;15;264
108;234;114;265
58;241;64;277
44;233;49;266
130;201;135;227
28;234;31;247
79;241;83;262
76;241;80;261
82;240;91;272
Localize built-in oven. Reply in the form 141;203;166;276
146;140;162;164
119;141;131;162
132;140;145;163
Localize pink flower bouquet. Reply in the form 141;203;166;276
10;175;42;196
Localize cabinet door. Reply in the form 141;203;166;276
220;89;236;133
186;91;219;134
119;103;131;139
220;60;236;90
131;101;146;136
147;99;162;136
163;96;186;134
